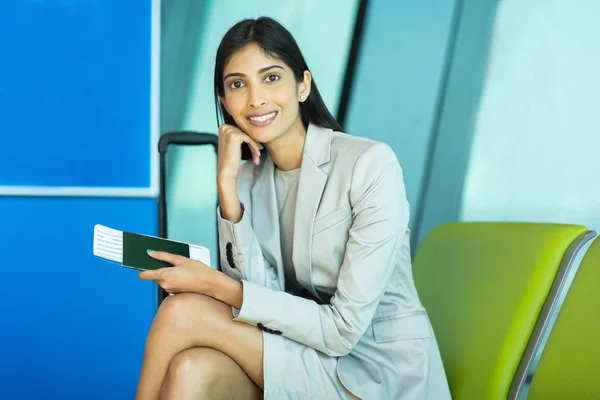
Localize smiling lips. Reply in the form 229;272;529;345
247;111;278;127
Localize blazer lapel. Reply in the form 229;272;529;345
250;153;285;288
292;124;332;299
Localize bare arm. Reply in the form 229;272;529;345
218;178;243;223
216;124;262;223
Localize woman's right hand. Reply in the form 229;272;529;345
217;124;263;182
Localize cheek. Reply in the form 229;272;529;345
224;96;246;122
271;86;297;113
225;95;243;113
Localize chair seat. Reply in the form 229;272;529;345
528;237;600;399
412;222;589;399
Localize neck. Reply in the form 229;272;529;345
266;117;307;171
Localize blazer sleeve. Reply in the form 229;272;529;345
233;142;409;357
216;162;282;292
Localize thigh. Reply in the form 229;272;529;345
162;347;262;400
157;293;265;388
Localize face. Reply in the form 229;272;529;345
220;44;311;144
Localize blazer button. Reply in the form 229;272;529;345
227;256;236;269
225;243;235;269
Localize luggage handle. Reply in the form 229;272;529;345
158;131;218;153
158;131;219;304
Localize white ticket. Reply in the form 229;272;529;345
93;224;124;263
93;224;211;267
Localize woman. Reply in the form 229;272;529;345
136;17;450;400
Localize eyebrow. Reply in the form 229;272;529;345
223;65;284;81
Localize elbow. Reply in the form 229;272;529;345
329;347;352;357
326;343;353;357
324;333;359;357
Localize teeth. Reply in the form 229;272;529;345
249;112;276;122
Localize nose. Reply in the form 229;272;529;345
247;86;267;108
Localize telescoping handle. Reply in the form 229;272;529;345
158;131;219;305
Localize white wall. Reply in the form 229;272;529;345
461;0;600;230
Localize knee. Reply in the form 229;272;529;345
160;292;208;310
158;293;230;325
158;293;211;322
162;348;224;398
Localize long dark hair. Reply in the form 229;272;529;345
214;17;344;160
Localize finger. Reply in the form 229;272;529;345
218;123;234;134
241;135;262;154
138;270;159;280
146;250;187;265
231;133;259;164
219;124;240;137
239;135;262;164
219;125;263;164
221;125;262;151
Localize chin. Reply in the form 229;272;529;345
244;124;281;143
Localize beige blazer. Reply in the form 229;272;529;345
218;124;451;399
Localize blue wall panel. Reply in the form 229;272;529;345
0;197;158;399
0;1;152;188
345;0;457;235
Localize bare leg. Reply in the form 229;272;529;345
159;347;262;400
135;293;264;400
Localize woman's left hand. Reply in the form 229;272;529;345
138;251;216;295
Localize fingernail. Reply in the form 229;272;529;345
146;249;154;253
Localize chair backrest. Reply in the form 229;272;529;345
412;222;589;399
527;237;600;399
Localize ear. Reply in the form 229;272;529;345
298;70;312;102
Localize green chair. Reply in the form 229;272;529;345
412;223;594;400
527;237;600;399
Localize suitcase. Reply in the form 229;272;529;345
157;131;219;304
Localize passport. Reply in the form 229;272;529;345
93;224;211;270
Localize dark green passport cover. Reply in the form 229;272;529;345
122;232;190;270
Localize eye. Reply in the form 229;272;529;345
229;80;245;89
264;74;280;83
